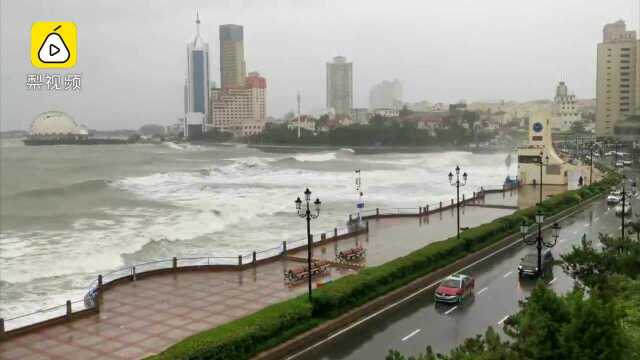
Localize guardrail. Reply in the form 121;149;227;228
0;182;520;338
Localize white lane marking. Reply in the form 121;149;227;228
498;315;509;325
401;329;421;342
549;277;557;284
444;306;458;315
503;271;513;278
477;287;488;295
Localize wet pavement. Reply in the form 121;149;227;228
0;181;611;360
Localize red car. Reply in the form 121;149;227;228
434;274;475;303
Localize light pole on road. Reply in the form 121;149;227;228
520;209;560;277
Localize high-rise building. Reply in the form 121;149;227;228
210;72;266;137
219;24;247;89
326;56;353;115
551;81;579;131
185;12;210;137
369;79;402;110
596;20;639;137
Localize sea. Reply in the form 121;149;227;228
0;139;516;322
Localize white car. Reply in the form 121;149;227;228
616;161;624;168
607;191;622;204
615;204;632;216
605;151;617;156
624;160;633;166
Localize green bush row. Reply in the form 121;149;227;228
150;170;620;360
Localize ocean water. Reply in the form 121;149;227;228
0;139;516;321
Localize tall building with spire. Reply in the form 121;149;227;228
551;81;579;132
219;24;246;89
185;12;210;137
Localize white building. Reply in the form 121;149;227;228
517;111;567;185
551;82;580;131
185;13;210;136
210;72;266;137
326;56;353;115
369;79;402;110
372;108;399;118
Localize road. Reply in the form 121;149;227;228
294;169;639;360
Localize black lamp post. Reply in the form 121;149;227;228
589;143;595;185
448;166;468;241
520;210;560;277
295;188;321;301
538;152;549;205
619;175;636;240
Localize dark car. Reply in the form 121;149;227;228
518;251;553;277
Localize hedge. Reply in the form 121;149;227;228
149;169;620;360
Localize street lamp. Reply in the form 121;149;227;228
538;152;549;205
295;188;321;301
619;175;636;240
448;165;468;241
520;210;560;277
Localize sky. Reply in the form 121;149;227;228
0;0;638;131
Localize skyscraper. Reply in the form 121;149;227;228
185;12;210;136
326;56;353;115
596;20;638;137
219;24;246;89
369;79;403;110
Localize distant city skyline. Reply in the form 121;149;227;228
0;0;638;130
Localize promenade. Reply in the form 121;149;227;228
0;187;559;360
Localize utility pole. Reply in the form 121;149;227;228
297;91;301;139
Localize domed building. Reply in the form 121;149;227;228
26;111;88;144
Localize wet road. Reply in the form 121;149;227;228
294;170;639;360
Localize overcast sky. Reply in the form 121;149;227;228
0;0;637;131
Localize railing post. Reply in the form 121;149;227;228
451;199;454;206
98;274;103;290
321;233;326;241
252;251;257;265
66;300;72;318
282;241;287;255
366;220;369;232
334;228;338;237
376;208;379;216
238;255;243;266
439;201;442;210
348;214;353;223
0;318;4;337
462;194;465;205
172;257;177;269
426;205;429;214
132;266;136;281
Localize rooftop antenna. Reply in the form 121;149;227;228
297;91;301;139
195;10;201;35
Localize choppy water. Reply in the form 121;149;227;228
0;139;516;320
